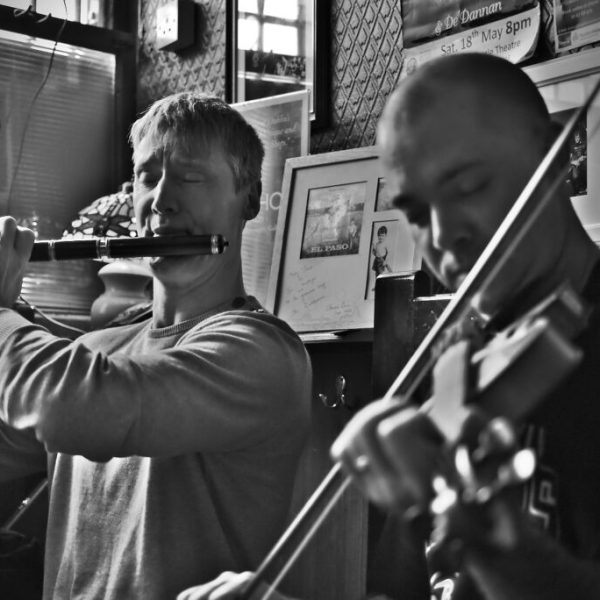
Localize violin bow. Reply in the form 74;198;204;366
241;77;600;600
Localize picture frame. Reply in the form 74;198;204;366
234;90;311;306
226;0;330;130
524;47;600;243
266;146;420;333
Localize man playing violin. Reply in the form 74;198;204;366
180;53;600;599
0;93;311;599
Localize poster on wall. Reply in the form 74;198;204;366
402;0;538;46
552;108;588;197
400;0;541;77
234;90;310;305
525;51;600;244
553;0;600;52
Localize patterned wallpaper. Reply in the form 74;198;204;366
136;0;406;153
137;0;228;113
312;0;403;152
137;0;599;154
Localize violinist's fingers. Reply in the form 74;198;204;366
482;497;521;550
176;571;253;600
376;410;446;516
330;397;418;507
433;486;523;553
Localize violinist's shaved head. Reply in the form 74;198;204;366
374;52;597;317
379;53;552;168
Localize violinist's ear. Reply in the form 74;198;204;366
243;180;262;221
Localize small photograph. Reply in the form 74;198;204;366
300;182;366;258
365;219;400;299
375;177;393;211
552;108;588;197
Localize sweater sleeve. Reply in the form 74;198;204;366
0;308;311;462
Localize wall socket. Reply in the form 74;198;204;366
156;0;195;52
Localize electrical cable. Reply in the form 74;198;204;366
17;294;85;338
5;2;83;336
6;0;68;207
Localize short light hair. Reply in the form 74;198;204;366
129;92;264;192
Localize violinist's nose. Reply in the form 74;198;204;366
430;204;471;256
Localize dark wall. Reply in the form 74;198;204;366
137;0;599;154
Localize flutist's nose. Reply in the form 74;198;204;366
151;177;179;216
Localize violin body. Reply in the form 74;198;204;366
334;276;588;519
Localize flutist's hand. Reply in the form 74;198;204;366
0;217;35;308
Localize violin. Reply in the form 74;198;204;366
332;281;589;514
238;79;600;600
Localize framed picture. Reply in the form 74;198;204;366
226;0;330;129
524;48;600;243
266;146;420;333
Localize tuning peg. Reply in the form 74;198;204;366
472;448;536;504
472;416;517;463
454;444;478;500
498;448;536;486
430;475;458;516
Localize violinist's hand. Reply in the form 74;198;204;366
429;474;524;560
427;415;535;573
330;397;445;518
0;217;35;308
176;571;297;600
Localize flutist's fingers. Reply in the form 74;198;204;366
0;216;35;308
0;217;36;256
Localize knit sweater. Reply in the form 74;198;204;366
0;299;311;599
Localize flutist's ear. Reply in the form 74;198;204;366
243;181;262;221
